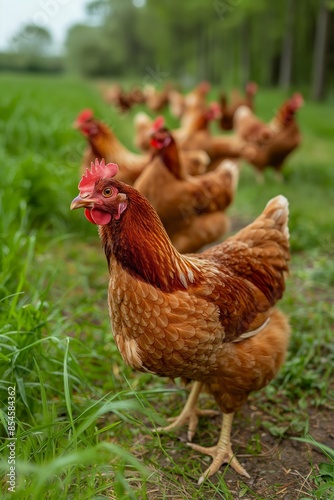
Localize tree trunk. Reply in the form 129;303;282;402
311;0;330;101
262;10;274;86
279;0;296;89
197;25;206;81
240;19;251;88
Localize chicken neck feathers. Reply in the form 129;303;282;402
99;186;289;351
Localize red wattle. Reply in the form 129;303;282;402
84;208;96;224
150;137;160;149
84;208;111;225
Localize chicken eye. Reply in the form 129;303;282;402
102;187;114;197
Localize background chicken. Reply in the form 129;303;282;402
135;86;252;170
74;108;150;184
165;81;211;124
133;113;210;175
71;158;290;484
219;82;258;131
101;82;146;112
168;88;185;118
183;80;211;109
134;125;238;253
268;92;304;133
235;93;303;144
144;83;173;112
174;101;221;143
74;109;209;184
100;82;123;107
234;105;272;144
133;111;154;152
238;93;303;179
175;102;245;167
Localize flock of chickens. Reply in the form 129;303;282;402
70;80;301;484
74;80;302;253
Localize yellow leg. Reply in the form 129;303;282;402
188;412;250;484
157;381;219;441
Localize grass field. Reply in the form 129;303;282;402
0;73;333;499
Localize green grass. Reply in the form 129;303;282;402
0;73;333;499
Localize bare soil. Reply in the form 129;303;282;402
217;404;333;499
142;393;334;499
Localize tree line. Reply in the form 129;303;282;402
1;0;333;100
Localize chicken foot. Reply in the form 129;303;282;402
187;412;250;484
157;381;219;441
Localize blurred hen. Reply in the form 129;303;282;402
134;121;239;253
236;93;303;180
74;109;210;184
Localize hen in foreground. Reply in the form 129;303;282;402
71;159;290;483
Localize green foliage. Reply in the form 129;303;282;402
10;24;52;56
65;25;121;77
66;1;150;78
0;52;64;74
0;24;60;75
62;0;333;97
1;1;332;97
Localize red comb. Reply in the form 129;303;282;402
211;102;221;113
76;108;94;124
246;82;258;94
152;115;165;131
78;158;119;192
207;102;221;120
199;81;210;93
291;93;304;109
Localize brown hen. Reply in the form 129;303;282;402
144;83;173;112
134;125;238;253
133;112;210;175
75;109;210;183
174;102;244;166
238;93;303;180
220;82;258;131
71;159;290;483
74;109;149;185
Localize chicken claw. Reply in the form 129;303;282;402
157;381;219;441
187;412;250;484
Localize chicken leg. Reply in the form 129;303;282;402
187;412;250;484
158;381;219;441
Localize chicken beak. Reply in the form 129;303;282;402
70;195;94;210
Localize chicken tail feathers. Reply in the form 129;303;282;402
232;194;289;250
263;195;289;241
223;194;290;304
217;159;240;193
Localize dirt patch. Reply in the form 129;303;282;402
216;404;334;499
142;397;333;499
